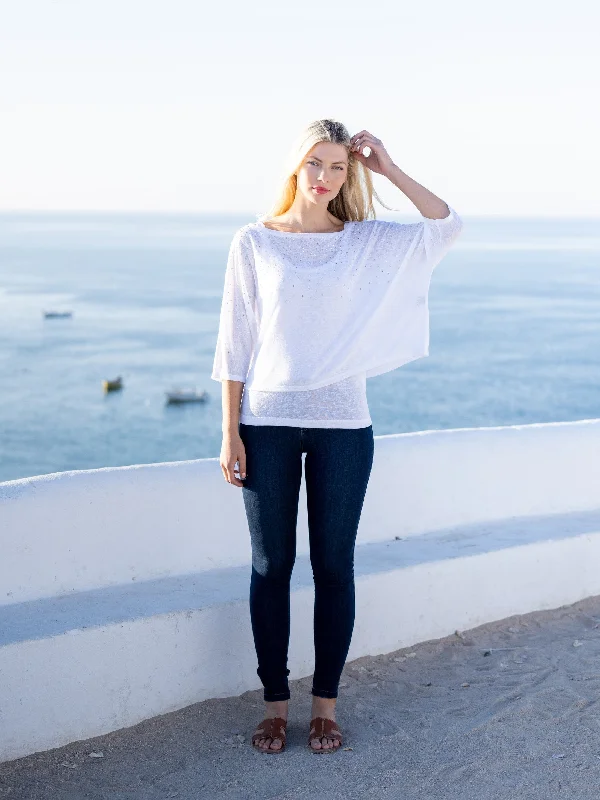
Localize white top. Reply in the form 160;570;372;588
211;205;464;428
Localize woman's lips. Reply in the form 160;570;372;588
313;187;330;194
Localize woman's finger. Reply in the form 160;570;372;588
353;134;381;153
352;141;373;160
350;129;370;145
352;138;377;157
351;134;366;151
227;461;244;487
350;131;378;149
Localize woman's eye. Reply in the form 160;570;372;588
307;161;344;170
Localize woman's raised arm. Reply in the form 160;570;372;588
349;129;453;220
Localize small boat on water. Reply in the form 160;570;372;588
103;376;123;392
165;388;208;405
43;310;73;319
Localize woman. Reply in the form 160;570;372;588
211;118;463;754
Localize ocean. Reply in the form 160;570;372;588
0;212;599;484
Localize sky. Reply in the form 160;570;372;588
1;0;598;217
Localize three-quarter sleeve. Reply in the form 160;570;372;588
417;205;463;269
394;204;463;279
210;229;258;383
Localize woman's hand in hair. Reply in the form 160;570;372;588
349;130;396;177
220;431;247;487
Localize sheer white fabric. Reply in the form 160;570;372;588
239;371;372;428
211;205;463;427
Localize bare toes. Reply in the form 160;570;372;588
256;734;284;751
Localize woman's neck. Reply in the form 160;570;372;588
271;201;343;233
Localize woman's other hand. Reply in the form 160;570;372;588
220;432;247;487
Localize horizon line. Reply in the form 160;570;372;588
1;209;599;221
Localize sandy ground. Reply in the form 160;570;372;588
3;594;600;800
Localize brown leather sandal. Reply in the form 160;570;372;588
307;716;343;753
251;716;287;754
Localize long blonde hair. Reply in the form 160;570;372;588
260;119;394;223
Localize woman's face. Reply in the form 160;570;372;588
295;141;349;205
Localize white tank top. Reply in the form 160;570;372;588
239;371;371;428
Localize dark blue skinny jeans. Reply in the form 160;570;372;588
238;422;375;702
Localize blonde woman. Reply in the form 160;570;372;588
211;119;463;754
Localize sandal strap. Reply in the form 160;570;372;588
252;716;287;744
308;716;343;744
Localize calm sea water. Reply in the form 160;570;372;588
1;212;599;484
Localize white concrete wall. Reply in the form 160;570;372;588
2;418;599;607
1;417;600;763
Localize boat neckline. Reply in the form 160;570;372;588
256;219;350;236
